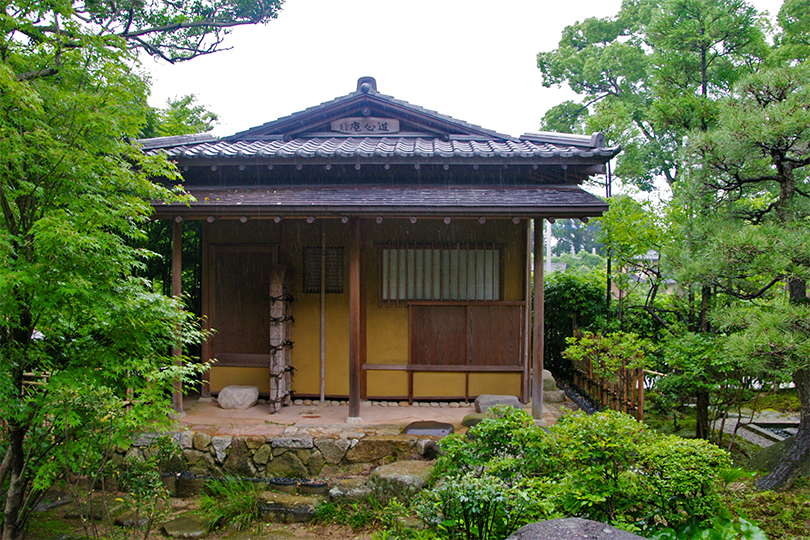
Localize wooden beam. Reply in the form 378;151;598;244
172;220;183;413
531;219;545;421
348;217;362;421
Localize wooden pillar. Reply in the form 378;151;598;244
172;218;183;413
200;220;211;398
522;219;532;403
348;217;363;421
531;219;544;421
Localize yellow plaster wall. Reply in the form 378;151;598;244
204;217;527;399
413;372;467;398
366;371;409;399
468;372;522;397
285;219;351;396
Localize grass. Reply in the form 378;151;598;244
722;477;810;540
197;476;261;531
745;388;801;413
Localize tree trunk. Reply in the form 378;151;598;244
695;389;710;440
756;367;810;491
3;421;27;540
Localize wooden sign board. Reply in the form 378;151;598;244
331;117;400;135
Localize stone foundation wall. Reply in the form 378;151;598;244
120;426;434;480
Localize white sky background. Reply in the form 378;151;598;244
145;0;784;197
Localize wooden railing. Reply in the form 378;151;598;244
572;359;645;420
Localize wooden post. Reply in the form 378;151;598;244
200;220;211;398
531;219;544;422
172;219;183;413
320;220;326;404
348;217;362;421
522;219;532;403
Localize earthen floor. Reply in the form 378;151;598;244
174;395;563;438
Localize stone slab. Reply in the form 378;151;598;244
507;518;646;540
474;394;521;414
402;420;454;437
367;460;433;505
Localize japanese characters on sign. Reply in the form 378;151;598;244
331;117;400;135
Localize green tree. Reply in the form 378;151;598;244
537;0;766;189
682;61;810;489
551;219;604;256
141;94;219;139
0;1;281;537
544;269;607;379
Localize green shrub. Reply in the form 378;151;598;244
197;476;261;531
414;473;556;540
435;406;549;481
431;406;741;536
550;410;651;524
639;435;732;528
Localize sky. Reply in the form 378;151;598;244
146;0;785;141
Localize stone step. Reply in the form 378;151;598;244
259;491;322;523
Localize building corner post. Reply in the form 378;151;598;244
531;219;545;422
347;217;363;422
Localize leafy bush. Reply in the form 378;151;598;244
197;476;261;531
427;407;741;536
648;508;768;540
414;474;556;540
435;406;548;480
550;410;651;524
639;435;732;528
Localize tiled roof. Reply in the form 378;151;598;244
153;184;607;218
144;136;619;162
225;85;510;141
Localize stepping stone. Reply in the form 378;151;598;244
462;413;486;428
474;394;521;413
402;421;454;437
368;460;433;505
259;492;320;523
507;518;647;540
328;478;372;503
162;512;210;538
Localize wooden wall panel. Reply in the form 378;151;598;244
467;305;522;366
211;246;274;364
410;305;466;366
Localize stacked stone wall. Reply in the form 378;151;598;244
119;426;432;480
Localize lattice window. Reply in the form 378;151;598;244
380;243;502;305
303;246;344;293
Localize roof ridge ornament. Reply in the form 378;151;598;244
357;76;377;93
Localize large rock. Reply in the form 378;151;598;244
750;436;810;477
217;385;259;410
367;460;433;505
507;518;647;540
543;370;558;391
345;435;417;463
474;394;521;414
